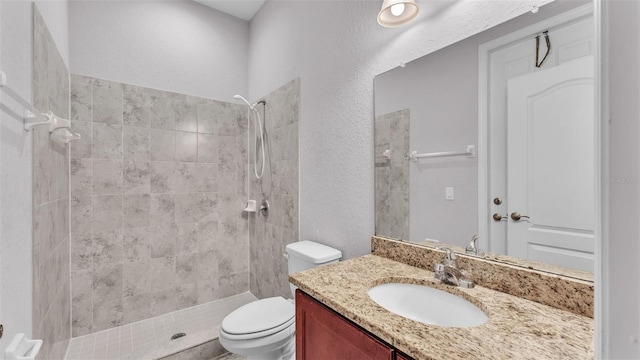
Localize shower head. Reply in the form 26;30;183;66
234;94;254;110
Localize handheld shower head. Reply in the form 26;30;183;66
235;93;266;182
233;94;254;109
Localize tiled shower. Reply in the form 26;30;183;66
68;73;250;336
250;78;300;300
28;4;300;359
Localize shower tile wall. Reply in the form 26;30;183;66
69;75;249;336
32;6;72;360
250;78;300;299
375;109;410;240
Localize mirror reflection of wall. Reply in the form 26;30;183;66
375;109;410;240
374;0;595;273
375;43;478;245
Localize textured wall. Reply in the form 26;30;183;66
68;0;249;101
32;6;72;360
69;74;249;335
250;78;300;299
374;109;409;241
248;0;554;260
0;1;34;355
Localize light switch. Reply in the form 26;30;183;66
445;187;454;200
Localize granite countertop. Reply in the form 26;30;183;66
289;255;594;360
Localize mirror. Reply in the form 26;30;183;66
374;0;596;278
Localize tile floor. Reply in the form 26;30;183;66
65;292;256;360
214;354;246;360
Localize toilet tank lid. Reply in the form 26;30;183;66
286;240;342;264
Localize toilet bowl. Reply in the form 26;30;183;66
219;296;295;360
219;240;342;360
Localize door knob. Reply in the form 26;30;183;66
510;212;530;221
492;213;507;221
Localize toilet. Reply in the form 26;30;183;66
219;240;342;360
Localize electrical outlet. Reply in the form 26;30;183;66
445;187;454;200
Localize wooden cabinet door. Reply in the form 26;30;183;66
396;352;413;360
296;290;394;360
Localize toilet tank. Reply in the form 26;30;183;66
286;241;342;296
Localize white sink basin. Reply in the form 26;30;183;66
368;283;488;328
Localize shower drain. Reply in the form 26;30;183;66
171;332;186;340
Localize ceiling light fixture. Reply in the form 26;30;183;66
377;0;419;28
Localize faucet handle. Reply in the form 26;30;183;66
465;235;478;254
442;248;456;259
434;263;445;280
465;235;485;257
441;248;457;267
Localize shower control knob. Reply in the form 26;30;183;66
260;199;270;217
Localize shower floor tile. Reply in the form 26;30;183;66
214;353;246;360
65;292;257;360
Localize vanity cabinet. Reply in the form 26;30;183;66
295;290;413;360
395;354;412;360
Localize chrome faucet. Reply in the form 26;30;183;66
465;235;485;257
434;248;474;288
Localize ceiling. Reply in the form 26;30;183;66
194;0;267;21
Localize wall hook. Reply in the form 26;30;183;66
535;30;551;68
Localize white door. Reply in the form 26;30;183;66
506;55;594;272
483;8;595;266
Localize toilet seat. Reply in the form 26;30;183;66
221;297;295;340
